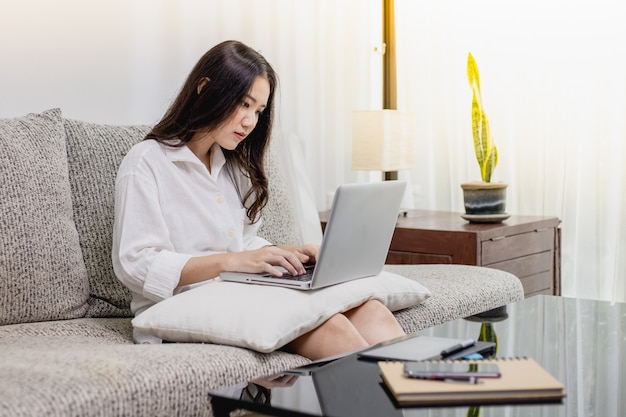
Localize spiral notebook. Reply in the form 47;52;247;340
378;358;565;406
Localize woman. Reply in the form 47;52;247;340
112;40;405;360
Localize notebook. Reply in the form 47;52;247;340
220;181;406;290
378;358;566;406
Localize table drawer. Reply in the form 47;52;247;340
482;228;555;265
387;251;453;264
519;271;554;296
487;251;553;278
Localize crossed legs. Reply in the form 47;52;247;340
286;299;405;360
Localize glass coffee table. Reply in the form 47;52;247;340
209;295;625;416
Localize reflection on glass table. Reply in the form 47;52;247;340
209;295;626;417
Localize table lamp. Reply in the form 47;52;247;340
351;110;416;181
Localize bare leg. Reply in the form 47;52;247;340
286;314;369;360
343;299;405;344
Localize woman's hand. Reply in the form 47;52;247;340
178;244;320;287
277;244;320;265
229;244;320;277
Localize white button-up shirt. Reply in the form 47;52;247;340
112;140;270;319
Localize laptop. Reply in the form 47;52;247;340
220;180;406;290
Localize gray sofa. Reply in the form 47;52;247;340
0;109;524;417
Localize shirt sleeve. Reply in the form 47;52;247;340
112;171;191;303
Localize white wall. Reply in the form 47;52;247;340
2;1;160;124
1;0;383;210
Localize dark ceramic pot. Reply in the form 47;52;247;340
461;182;508;215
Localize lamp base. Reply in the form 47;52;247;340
382;171;405;216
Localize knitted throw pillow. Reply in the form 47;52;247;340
64;118;149;318
0;109;89;325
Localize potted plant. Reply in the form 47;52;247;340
461;52;508;222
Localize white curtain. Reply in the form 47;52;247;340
3;0;624;302
0;0;382;242
394;0;626;303
126;0;384;208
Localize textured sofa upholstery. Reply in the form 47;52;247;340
0;109;524;416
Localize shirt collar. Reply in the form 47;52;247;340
164;142;227;175
209;143;227;176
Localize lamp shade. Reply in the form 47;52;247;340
351;110;416;172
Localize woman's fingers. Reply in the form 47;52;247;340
232;245;321;277
299;244;320;261
266;246;306;275
251;246;303;276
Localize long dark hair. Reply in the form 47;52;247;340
146;40;277;222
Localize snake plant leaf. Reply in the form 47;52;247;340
464;321;500;416
481;109;498;182
467;52;498;182
482;142;498;183
466;406;481;417
471;94;487;163
467;52;481;93
478;322;498;353
470;93;481;136
480;109;494;181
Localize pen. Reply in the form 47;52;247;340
440;339;476;357
416;375;478;384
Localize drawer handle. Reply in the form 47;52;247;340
490;236;506;241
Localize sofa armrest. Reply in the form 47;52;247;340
385;264;524;333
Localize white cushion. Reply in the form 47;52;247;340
132;271;430;352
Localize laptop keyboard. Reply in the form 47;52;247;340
262;263;316;281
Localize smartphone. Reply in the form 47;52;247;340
403;362;501;379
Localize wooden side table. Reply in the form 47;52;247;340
319;210;561;297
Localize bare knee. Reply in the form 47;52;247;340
286;314;368;360
359;299;389;314
344;299;405;344
349;300;397;323
320;313;352;333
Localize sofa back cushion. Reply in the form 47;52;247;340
257;130;302;246
0;109;90;325
64;119;149;318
